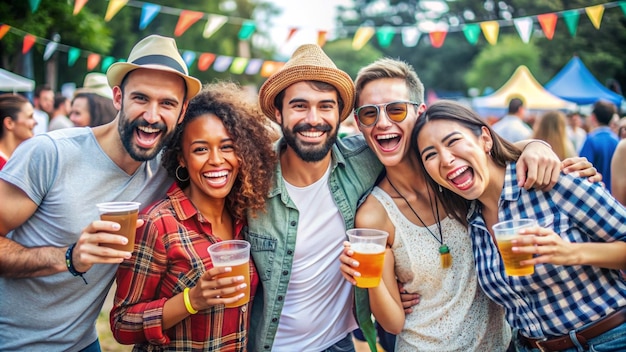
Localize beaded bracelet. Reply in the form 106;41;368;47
65;243;88;284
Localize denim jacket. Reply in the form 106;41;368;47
246;135;383;351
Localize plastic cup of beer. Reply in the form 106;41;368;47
346;228;389;288
207;240;251;308
492;218;537;276
96;202;141;252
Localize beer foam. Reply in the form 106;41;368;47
351;242;385;254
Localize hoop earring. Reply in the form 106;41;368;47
175;165;190;182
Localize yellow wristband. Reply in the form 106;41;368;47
183;287;198;314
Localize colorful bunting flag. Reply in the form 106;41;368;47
480;21;499;45
22;35;36;54
514;17;533;43
286;27;298;42
68;47;81;66
563;10;580;37
87;53;101;70
73;0;88;15
537;13;558;40
203;15;228;38
238;21;256;40
43;41;58;60
245;58;263;75
401;27;421;47
0;25;11;40
376;27;395;48
317;31;328;47
260;61;284;78
175;10;204;37
198;53;216;71
139;3;161;30
429;31;447;48
352;27;375;50
28;0;41;13
463;24;481;45
101;56;115;72
105;0;128;22
182;51;197;68
230;57;249;74
585;4;605;29
213;56;233;72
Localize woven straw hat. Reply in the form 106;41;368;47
258;44;355;122
74;73;113;99
106;35;201;98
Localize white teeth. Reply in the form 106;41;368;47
376;133;398;140
204;171;228;178
138;126;160;133
448;166;468;180
300;131;323;138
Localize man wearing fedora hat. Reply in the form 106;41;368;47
0;34;200;351
246;44;383;352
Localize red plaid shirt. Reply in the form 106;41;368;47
110;184;258;351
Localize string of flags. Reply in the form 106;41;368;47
4;0;625;76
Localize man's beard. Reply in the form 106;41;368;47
281;122;337;162
117;109;175;162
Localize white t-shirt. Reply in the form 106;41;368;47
273;165;357;351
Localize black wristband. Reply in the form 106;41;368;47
65;243;88;284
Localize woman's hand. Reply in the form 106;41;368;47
562;157;602;184
512;226;580;266
189;266;247;310
516;141;560;191
339;241;360;285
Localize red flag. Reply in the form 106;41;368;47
22;34;36;54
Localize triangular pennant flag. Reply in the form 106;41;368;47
182;51;196;68
401;27;421;47
260;61;285;78
376;27;395;48
213;56;233;72
352;27;375;50
537;13;558;40
139;3;161;30
480;21;499;45
563;10;580;37
203;15;227;38
514;17;533;43
101;56;115;72
317;31;327;47
198;53;216;71
245;58;263;75
87;53;101;71
230;57;249;75
0;24;11;40
621;2;626;16
73;0;88;15
104;0;128;22
68;47;81;66
429;31;447;48
585;4;604;29
22;35;36;54
286;27;298;42
238;21;256;40
463;24;481;45
175;10;204;37
28;0;41;13
43;41;58;61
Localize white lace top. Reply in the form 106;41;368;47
371;187;510;351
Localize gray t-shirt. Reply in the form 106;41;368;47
0;127;173;351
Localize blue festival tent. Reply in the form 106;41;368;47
545;56;623;106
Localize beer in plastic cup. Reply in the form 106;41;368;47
96;202;141;252
347;228;389;288
208;240;251;308
492;218;537;276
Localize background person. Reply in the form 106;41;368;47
48;93;74;131
70;91;118;127
32;84;54;135
532;110;576;160
111;82;275;350
491;97;532;143
0;34;201;351
414;100;626;352
0;94;35;169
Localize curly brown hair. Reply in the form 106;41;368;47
162;81;276;220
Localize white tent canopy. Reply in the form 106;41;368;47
0;68;35;93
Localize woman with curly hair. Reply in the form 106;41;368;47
111;81;276;351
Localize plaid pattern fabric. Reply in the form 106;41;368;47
468;162;626;338
111;184;258;351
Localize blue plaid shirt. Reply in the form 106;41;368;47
468;162;626;338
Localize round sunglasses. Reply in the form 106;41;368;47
354;101;420;127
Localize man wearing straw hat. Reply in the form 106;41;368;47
247;43;384;352
0;35;200;351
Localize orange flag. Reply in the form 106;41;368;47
429;31;447;48
0;24;10;40
175;10;204;37
317;31;328;47
73;0;88;15
537;13;558;40
87;53;101;71
197;53;216;71
22;34;36;54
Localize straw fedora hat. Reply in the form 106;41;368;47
259;44;355;123
106;35;201;98
74;73;113;99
